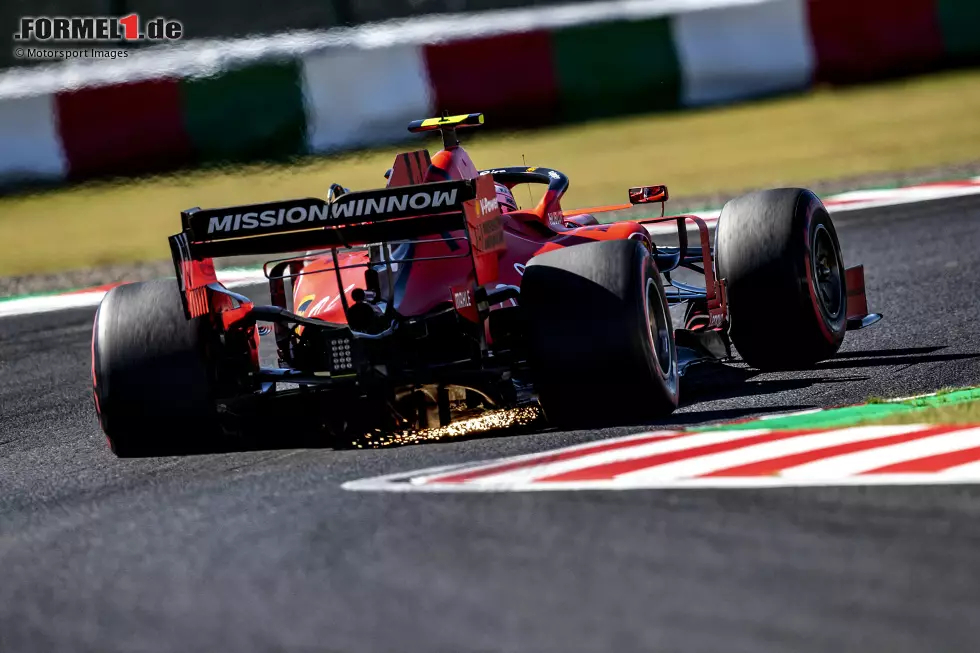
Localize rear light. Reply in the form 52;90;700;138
329;337;354;372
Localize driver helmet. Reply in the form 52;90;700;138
495;183;518;213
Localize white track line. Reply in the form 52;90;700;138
0;290;110;317
644;181;980;234
0;271;267;318
345;473;980;492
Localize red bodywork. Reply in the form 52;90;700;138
98;114;880;453
293;144;650;323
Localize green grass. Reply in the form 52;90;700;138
866;386;965;405
2;68;980;277
871;399;980;425
859;388;980;426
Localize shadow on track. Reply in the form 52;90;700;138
815;349;980;370
834;346;948;358
681;345;980;403
678;361;867;406
113;345;980;458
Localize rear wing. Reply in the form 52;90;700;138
179;179;472;258
170;175;505;320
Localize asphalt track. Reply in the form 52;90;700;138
2;196;980;652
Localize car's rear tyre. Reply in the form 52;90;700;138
92;280;221;457
716;188;847;370
521;239;679;427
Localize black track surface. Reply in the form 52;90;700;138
2;196;979;652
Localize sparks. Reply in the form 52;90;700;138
352;406;543;448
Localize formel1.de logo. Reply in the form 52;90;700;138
14;15;183;42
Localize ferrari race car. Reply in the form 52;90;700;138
91;112;882;456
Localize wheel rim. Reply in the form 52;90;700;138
811;223;843;319
645;278;673;377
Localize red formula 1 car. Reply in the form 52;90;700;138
91;113;881;456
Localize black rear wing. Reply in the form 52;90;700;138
177;179;479;258
170;176;505;319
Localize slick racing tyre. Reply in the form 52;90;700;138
91;280;220;457
521;239;679;427
716;188;847;370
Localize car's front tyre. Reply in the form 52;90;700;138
715;188;847;370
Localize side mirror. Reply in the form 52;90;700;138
628;185;669;205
